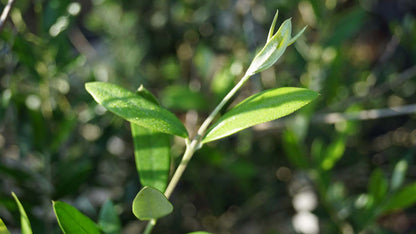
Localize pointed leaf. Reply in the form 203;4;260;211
132;186;173;220
390;159;408;191
132;124;170;192
203;87;318;143
136;85;160;105
85;82;188;138
382;183;416;213
98;200;121;234
53;201;100;234
11;192;32;234
267;10;279;41
0;218;10;234
368;168;388;204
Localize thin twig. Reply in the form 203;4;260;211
0;0;15;33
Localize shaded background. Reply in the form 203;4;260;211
1;0;416;233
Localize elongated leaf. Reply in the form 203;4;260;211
132;186;173;220
11;192;32;234
0;218;10;234
53;201;100;234
203;87;318;143
85;82;188;138
98;200;121;234
383;183;416;213
131;124;170;192
368;168;388;204
391;159;408;191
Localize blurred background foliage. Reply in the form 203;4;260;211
1;0;416;233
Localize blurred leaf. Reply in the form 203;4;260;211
53;201;100;234
321;136;345;170
132;186;173;220
85;82;188;138
203;87;318;143
11;192;32;234
325;7;366;46
131;124;170;192
98;200;121;234
382;183;416;213
53;159;93;199
136;85;160;105
282;129;308;169
390;159;408;191
161;85;208;111
368;168;388;204
0;217;10;234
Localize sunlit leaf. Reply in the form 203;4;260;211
53;201;100;234
131;124;170;192
383;183;416;213
203;87;318;143
321;136;345;170
0;218;10;234
132;186;173;220
98;200;121;234
11;192;32;234
85;82;188;138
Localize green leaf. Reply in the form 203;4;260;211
53;201;100;234
321;136;345;170
383;183;416;213
203;87;318;143
98;200;121;234
11;192;32;234
85;82;188;138
161;85;208;111
390;159;408;191
132;186;173;220
368;168;388;204
131;124;170;192
0;218;10;234
136;85;160;105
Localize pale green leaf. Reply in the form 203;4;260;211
53;201;100;234
391;159;408;191
85;82;188;138
0;218;10;234
383;183;416;213
98;200;121;234
203;87;318;143
132;186;173;220
131;124;170;192
11;192;32;234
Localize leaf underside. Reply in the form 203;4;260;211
11;192;32;234
132;186;173;220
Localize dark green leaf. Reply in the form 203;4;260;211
136;85;160;105
368;168;388;204
11;192;32;234
98;200;121;234
132;186;173;220
85;82;188;138
161;85;208;111
53;201;100;234
0;218;10;234
383;183;416;213
203;87;318;143
131;124;170;192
